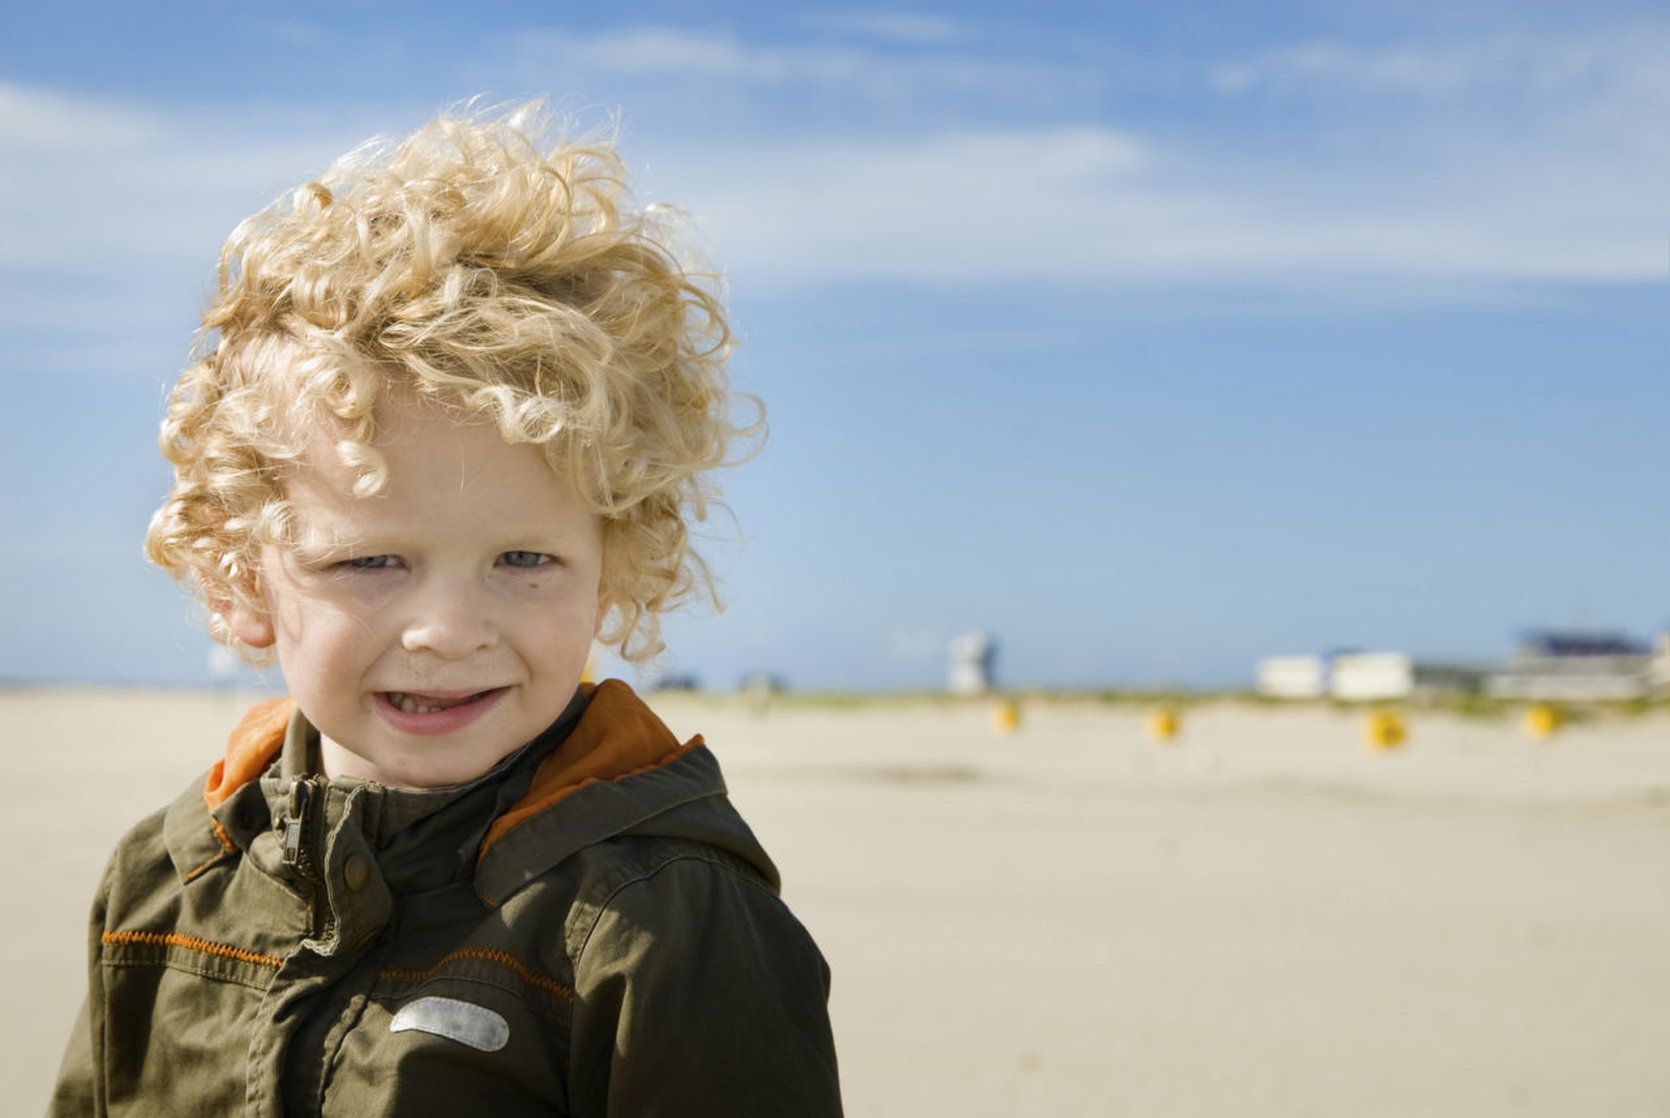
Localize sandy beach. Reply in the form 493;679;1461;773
6;687;1668;1116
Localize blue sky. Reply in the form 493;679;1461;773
1;0;1666;690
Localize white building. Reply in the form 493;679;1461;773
1257;650;1483;701
1261;629;1668;703
1256;654;1334;699
947;632;996;696
1330;653;1416;701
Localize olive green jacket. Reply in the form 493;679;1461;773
51;680;841;1116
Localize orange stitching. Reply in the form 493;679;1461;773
209;816;237;856
379;947;574;1002
180;819;239;882
102;930;284;969
182;852;227;883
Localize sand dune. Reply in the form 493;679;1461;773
7;688;1668;1116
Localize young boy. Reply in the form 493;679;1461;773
51;104;842;1116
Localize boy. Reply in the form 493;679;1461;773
51;104;842;1116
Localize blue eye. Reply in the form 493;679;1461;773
500;550;551;569
346;555;400;570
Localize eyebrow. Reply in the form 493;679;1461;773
284;527;374;562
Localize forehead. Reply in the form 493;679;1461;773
281;396;588;534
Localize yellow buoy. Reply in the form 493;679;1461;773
1145;707;1181;744
1364;709;1407;752
1523;703;1562;741
992;698;1021;735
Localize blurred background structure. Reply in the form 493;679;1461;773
1487;630;1669;701
1256;627;1670;703
947;631;997;696
0;0;1665;694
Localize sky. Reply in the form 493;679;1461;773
1;0;1666;692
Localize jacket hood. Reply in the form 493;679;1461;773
177;679;778;908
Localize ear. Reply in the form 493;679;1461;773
226;602;277;649
591;593;613;640
211;589;277;650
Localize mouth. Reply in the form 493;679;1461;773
383;689;498;715
374;687;508;734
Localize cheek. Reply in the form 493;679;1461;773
270;595;374;663
270;597;319;649
521;598;602;661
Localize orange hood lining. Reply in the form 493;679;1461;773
199;682;701;857
476;680;704;860
203;697;294;811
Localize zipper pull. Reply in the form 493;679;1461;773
279;777;317;872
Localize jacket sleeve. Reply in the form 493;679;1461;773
566;851;843;1117
49;861;113;1118
48;998;96;1118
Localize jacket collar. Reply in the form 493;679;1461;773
477;679;704;856
194;681;699;815
203;696;294;810
167;679;763;904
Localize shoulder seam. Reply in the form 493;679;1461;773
572;846;776;963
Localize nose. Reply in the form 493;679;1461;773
401;577;498;658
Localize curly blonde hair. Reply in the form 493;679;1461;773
145;103;754;662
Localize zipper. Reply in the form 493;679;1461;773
279;777;319;876
278;776;332;939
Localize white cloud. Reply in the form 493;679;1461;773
656;125;1666;287
1213;26;1670;105
0;83;166;147
485;26;1670;289
501;25;1083;107
0;82;376;270
554;27;756;77
2;60;1665;334
799;9;966;45
1216;41;1487;97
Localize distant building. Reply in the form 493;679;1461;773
1332;653;1485;701
1260;628;1670;703
1257;650;1483;701
1486;630;1658;701
1256;653;1340;699
947;632;996;696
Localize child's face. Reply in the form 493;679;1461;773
223;394;608;788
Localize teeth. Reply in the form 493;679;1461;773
388;691;482;715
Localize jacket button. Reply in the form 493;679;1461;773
343;854;372;893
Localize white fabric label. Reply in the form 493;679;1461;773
389;996;510;1052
